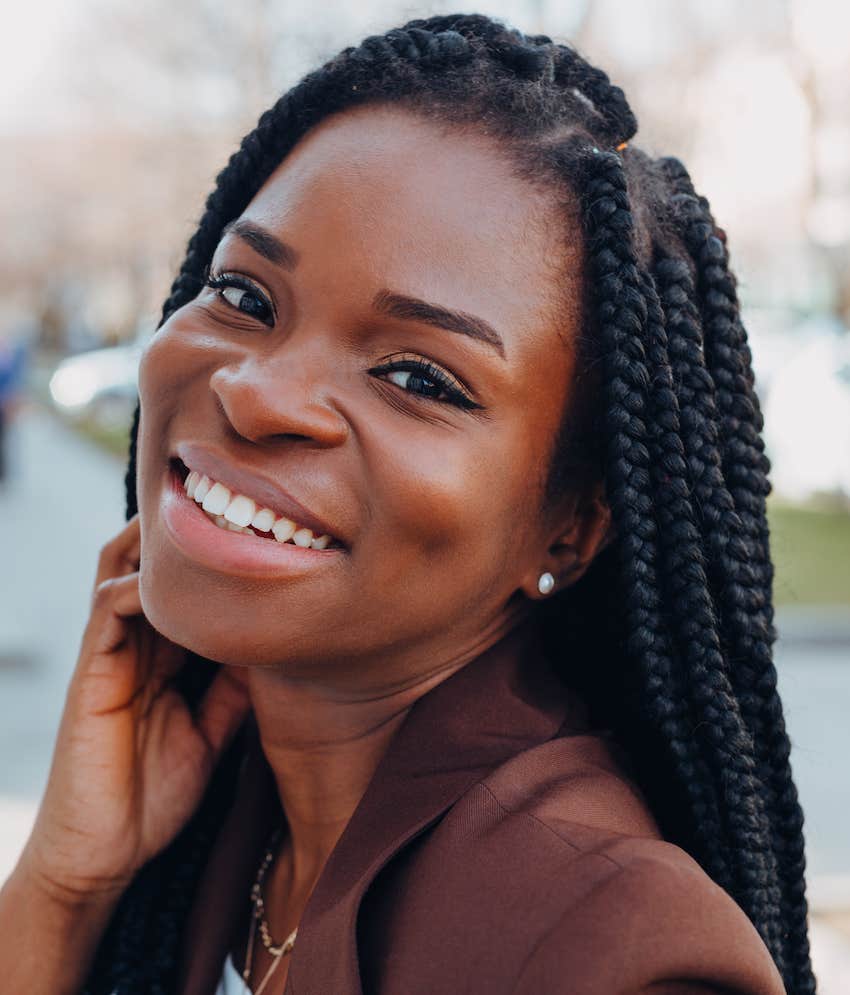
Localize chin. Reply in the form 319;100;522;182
138;566;320;670
137;566;241;664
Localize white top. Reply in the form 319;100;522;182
219;952;251;994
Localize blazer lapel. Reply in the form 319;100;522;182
176;616;587;995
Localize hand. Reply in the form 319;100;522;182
19;514;252;905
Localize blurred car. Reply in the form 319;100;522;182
48;321;152;429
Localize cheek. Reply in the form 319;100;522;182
369;428;482;549
361;416;539;589
137;307;214;405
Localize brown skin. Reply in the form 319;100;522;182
2;103;612;995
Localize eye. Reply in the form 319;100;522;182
368;354;482;410
203;270;275;327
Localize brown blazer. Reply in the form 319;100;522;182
176;621;786;995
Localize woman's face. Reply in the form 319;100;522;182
136;103;590;684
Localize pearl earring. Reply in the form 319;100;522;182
537;572;555;595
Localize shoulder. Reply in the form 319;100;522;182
486;733;785;993
506;833;785;995
361;732;786;995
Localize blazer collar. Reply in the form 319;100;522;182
177;615;589;995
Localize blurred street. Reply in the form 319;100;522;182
0;404;124;839
1;403;849;988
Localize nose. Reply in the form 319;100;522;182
209;351;349;448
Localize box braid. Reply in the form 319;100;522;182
85;12;813;994
656;161;812;989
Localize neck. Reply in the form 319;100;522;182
244;604;535;896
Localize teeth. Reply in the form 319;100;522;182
251;507;276;532
184;470;201;498
224;494;256;527
292;528;314;548
205;508;333;547
202;482;231;515
182;464;338;549
272;517;297;543
226;522;253;534
207;511;252;534
194;474;212;503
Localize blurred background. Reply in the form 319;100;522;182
2;0;849;987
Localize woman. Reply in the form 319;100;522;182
0;12;813;995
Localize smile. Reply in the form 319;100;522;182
180;463;339;550
161;460;346;579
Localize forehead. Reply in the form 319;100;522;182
239;104;579;364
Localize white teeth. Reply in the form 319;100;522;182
292;527;314;548
193;474;212;503
183;465;338;549
251;507;276;532
224;494;256;527
205;507;335;546
272;517;297;543
226;521;253;533
184;470;200;498
202;482;231;515
208;513;251;535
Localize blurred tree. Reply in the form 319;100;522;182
2;0;848;354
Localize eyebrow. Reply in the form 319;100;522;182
219;219;506;359
371;290;505;359
220;219;299;270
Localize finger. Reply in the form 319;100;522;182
93;523;141;591
90;570;142;617
195;667;253;762
94;514;142;589
83;573;143;656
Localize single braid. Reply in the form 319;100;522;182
90;12;814;993
551;49;637;147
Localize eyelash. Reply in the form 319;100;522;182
203;269;275;325
368;356;481;410
202;267;482;411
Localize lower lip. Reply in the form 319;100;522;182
160;466;346;579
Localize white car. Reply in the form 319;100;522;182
48;323;153;427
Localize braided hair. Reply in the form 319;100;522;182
83;13;814;994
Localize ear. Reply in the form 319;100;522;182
518;479;615;601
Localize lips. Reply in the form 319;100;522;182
171;441;346;548
161;466;345;578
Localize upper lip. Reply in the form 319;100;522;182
173;441;345;546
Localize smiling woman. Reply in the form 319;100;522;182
0;11;814;995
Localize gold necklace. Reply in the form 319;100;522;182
241;825;297;995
